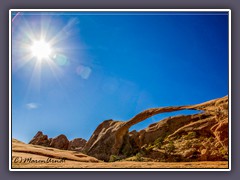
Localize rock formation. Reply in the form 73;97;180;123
83;96;228;161
29;131;51;147
28;96;228;162
68;138;87;151
49;134;69;150
29;132;86;151
13;138;100;168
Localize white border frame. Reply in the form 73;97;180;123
9;9;231;171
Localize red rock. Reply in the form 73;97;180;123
29;131;50;147
49;134;69;150
68;138;87;151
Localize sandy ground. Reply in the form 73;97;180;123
12;139;228;169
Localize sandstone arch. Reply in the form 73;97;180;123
84;96;228;161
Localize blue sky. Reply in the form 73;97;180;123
11;11;229;143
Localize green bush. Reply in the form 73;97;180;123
219;147;228;160
164;141;175;155
109;155;121;162
146;144;155;151
208;136;215;142
186;132;197;139
135;152;144;162
153;136;165;148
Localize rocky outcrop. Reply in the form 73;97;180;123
83;120;126;161
29;132;86;151
28;96;228;162
83;107;197;161
211;119;228;150
68;138;87;151
83;96;228;162
138;113;210;147
49;134;69;150
28;131;51;147
143;96;229;162
13;138;100;169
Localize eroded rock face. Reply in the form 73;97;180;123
83;120;126;161
49;134;69;150
29;132;86;151
29;131;50;147
83;96;228;162
138;113;210;147
68;138;87;151
83;107;196;161
211;119;228;150
156;96;229;161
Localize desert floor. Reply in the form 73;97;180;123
12;139;228;169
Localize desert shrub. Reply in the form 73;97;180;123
121;144;132;157
198;136;206;141
219;147;228;160
208;136;215;142
154;142;162;148
146;144;155;151
135;152;144;162
164;141;175;155
186;132;197;139
175;134;181;140
153;136;165;148
109;155;121;162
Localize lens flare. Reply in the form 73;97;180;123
76;65;92;79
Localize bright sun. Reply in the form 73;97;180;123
31;40;51;60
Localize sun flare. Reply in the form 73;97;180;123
31;40;51;60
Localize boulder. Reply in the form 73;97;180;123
49;134;69;150
199;149;209;161
29;131;50;147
